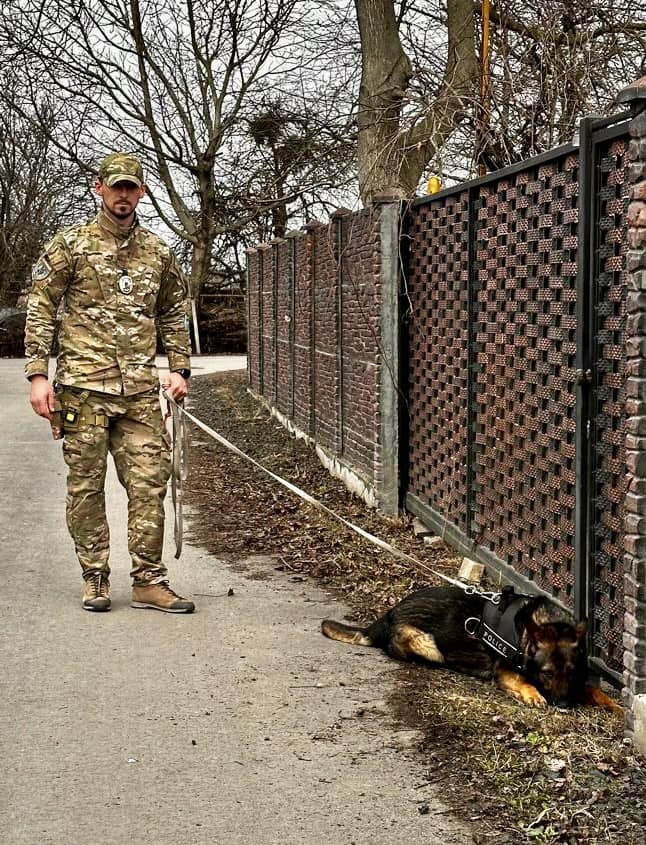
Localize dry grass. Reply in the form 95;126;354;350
184;371;645;845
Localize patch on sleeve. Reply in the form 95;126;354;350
32;255;53;282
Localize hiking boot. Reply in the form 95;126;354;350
131;581;195;614
82;571;111;612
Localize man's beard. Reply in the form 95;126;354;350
103;201;133;222
111;203;132;219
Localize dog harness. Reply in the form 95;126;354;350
465;588;530;669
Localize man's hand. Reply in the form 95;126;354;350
29;375;56;421
162;371;189;402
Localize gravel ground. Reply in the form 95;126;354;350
184;371;645;845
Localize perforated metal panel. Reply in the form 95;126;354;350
590;135;629;673
473;156;580;604
406;192;470;533
403;132;630;680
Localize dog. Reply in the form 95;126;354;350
321;585;622;711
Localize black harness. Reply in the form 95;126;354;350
465;587;531;670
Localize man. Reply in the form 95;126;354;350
25;152;195;614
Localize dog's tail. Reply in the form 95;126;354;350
321;619;373;646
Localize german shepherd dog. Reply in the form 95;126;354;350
322;585;622;711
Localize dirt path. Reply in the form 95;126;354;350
0;358;470;845
183;370;645;845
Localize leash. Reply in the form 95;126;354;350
162;391;502;604
163;393;189;559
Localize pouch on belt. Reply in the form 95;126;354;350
54;389;108;437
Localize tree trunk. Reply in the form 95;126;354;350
187;235;211;357
354;0;412;204
189;159;218;305
354;0;477;203
399;0;477;194
190;239;211;301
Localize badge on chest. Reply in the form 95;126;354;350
118;270;134;295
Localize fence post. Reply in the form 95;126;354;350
257;246;266;396
574;115;596;625
373;196;401;516
617;75;646;752
269;240;282;406
286;231;298;420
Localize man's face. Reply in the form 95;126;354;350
95;179;145;220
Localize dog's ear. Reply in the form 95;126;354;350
540;624;559;643
575;620;588;643
526;619;551;643
526;620;558;645
525;618;541;642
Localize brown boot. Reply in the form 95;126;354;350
82;571;111;612
131;581;195;613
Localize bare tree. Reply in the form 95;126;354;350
353;0;478;202
7;0;637;252
0;81;92;307
477;0;646;169
3;0;355;296
353;0;646;199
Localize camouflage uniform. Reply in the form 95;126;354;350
25;158;191;584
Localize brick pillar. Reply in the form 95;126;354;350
618;75;646;752
257;243;273;399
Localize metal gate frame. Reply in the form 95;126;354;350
576;113;631;684
402;110;631;687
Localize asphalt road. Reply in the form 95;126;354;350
0;356;470;845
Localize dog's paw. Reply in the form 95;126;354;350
497;670;548;707
582;685;624;713
513;685;547;708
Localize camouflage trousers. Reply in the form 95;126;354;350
57;386;171;583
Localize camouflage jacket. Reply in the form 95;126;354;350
25;210;191;395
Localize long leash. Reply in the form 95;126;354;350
164;394;189;558
162;391;501;604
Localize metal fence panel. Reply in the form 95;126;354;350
406;192;471;534
404;125;630;681
472;155;580;605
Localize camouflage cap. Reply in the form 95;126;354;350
99;152;144;187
